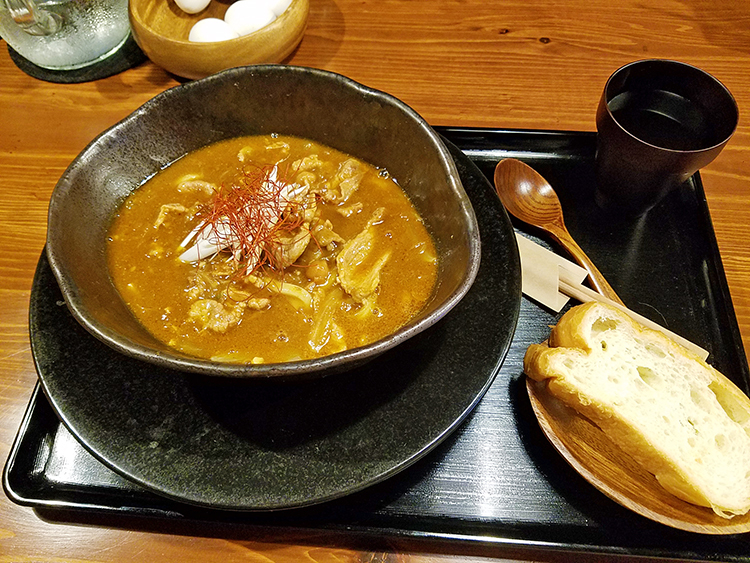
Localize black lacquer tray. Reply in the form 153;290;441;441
6;127;750;562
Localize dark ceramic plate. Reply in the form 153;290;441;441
29;140;521;511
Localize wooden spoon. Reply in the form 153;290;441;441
494;158;623;305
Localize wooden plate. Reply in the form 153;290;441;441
527;377;750;534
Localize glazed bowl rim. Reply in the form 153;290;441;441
46;65;481;378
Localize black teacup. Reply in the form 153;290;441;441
595;59;738;216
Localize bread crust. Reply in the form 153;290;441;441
524;302;750;518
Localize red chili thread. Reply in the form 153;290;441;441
200;163;308;276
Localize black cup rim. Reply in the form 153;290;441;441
603;59;739;153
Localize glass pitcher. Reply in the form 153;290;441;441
0;0;130;70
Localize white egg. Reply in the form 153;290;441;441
188;18;240;42
266;0;292;16
174;0;211;14
224;0;276;36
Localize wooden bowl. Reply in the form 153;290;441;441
128;0;309;79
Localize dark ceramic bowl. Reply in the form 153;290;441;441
46;65;480;379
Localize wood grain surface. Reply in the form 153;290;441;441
1;0;749;561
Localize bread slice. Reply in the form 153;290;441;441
524;302;750;518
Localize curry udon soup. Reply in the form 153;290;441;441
107;135;438;364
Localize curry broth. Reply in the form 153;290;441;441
107;135;437;363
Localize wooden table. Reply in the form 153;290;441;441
1;0;749;561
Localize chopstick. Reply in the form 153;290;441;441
558;269;710;361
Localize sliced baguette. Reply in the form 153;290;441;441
524;302;750;518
